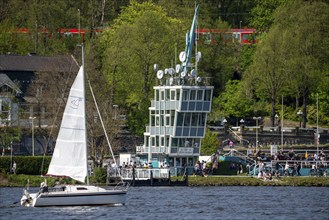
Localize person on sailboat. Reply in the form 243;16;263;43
40;180;48;193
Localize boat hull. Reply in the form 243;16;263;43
21;185;127;207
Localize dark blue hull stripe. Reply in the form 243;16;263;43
40;192;126;198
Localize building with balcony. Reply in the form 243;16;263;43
0;54;79;155
136;77;213;168
134;5;214;169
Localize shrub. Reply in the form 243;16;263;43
0;156;51;175
90;167;107;184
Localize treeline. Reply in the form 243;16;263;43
1;0;328;139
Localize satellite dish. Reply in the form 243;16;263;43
169;68;175;75
181;70;186;78
179;51;186;62
165;68;169;75
154;64;159;72
196;77;202;83
157;70;164;79
191;69;197;77
196;52;202;62
175;64;181;73
169;77;174;85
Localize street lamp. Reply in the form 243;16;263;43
253;117;261;151
316;93;319;156
222;118;227;134
113;105;118;120
297;110;303;128
29;116;36;156
10;140;13;174
275;114;279;126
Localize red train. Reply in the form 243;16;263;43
12;27;257;45
197;28;257;45
13;28;102;42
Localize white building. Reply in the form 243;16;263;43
135;5;213;170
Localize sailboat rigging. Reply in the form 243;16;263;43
21;45;128;207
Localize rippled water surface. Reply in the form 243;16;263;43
0;186;328;220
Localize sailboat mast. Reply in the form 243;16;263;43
81;44;90;185
316;93;319;156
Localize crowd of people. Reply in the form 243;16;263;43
193;160;211;177
252;148;328;164
193;154;221;177
105;145;328;179
249;148;328;178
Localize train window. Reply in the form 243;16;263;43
233;33;240;39
224;33;231;40
242;34;250;40
204;32;211;44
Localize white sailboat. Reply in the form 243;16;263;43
21;49;128;207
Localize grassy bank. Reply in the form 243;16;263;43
1;173;329;187
188;176;329;187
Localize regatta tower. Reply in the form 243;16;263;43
135;5;214;169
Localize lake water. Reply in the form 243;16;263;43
0;186;328;220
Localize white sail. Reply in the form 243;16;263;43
47;66;87;183
21;50;127;207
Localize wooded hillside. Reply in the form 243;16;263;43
1;0;328;137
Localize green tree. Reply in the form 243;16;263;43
0;21;29;54
84;41;124;162
0;0;117;54
249;0;286;32
275;0;329;128
201;128;219;156
244;25;289;127
210;80;254;124
0;0;79;54
244;0;329;127
0;126;22;156
199;20;242;97
99;1;181;135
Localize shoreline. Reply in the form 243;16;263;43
188;176;329;187
1;174;328;187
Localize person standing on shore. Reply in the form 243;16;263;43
297;162;301;176
229;140;234;148
246;163;250;174
12;161;17;174
284;162;290;176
